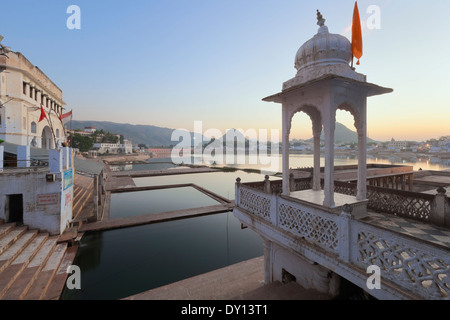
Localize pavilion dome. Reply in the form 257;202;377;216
294;11;352;74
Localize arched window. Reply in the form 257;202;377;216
31;121;37;134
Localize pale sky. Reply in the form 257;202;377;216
1;0;449;142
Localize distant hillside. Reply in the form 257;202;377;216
70;120;371;147
70;120;181;147
305;122;377;144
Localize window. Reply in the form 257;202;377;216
31;122;37;134
23;82;27;95
23;117;26;129
56;129;59;138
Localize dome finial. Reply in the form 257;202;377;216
317;10;325;27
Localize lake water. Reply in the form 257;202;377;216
111;154;450;173
61;211;263;300
109;186;221;219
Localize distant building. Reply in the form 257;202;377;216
148;148;172;158
84;127;96;134
0;40;66;149
388;138;408;151
93;139;133;155
93;143;120;154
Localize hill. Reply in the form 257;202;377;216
305;122;377;144
70;120;374;148
70;120;182;147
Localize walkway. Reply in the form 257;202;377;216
79;203;234;233
124;256;331;300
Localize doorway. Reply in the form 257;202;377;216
6;194;23;224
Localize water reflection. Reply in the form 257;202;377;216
61;212;263;300
134;171;281;200
109;187;221;218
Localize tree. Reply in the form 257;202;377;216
70;133;93;152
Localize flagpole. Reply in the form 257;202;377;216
46;110;58;150
70;113;73;148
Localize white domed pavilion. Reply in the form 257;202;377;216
263;10;393;209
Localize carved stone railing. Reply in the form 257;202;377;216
353;220;450;300
277;196;339;252
241;177;449;229
234;180;450;300
333;181;448;228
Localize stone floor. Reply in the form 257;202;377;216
362;211;450;248
124;256;331;301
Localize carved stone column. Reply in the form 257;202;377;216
282;104;291;196
323;107;335;207
312;117;322;191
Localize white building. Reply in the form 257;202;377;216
93;143;120;154
0;143;74;235
93;139;133;154
0;37;66;149
121;139;133;154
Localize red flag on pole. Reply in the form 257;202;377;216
60;110;72;121
351;1;363;65
38;104;47;122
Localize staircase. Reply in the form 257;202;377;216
72;173;95;222
0;220;77;300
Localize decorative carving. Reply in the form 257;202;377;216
278;201;339;251
357;229;450;299
239;186;271;220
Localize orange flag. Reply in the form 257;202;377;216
351;1;363;65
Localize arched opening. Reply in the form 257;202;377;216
290;109;322;169
41;126;53;150
335;108;359;166
284;104;322;194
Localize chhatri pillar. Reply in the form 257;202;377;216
264;11;392;208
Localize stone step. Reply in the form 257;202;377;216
0;236;57;299
20;242;68;300
0;226;28;256
72;187;91;215
0;230;38;274
0;223;16;239
43;245;78;300
74;174;94;190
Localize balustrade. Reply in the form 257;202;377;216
235;177;450;299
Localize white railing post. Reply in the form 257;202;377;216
338;204;352;263
431;187;446;227
235;177;241;207
270;193;278;227
0;145;3;172
264;175;271;193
